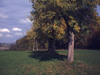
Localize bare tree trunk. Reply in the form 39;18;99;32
48;38;55;52
33;39;35;51
68;31;74;63
36;40;38;50
33;39;38;51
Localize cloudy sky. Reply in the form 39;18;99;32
0;0;32;43
0;0;100;43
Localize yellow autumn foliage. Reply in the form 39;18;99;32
27;28;36;40
53;18;67;39
68;16;80;32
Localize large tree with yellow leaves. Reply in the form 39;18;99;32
28;0;97;63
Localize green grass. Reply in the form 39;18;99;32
0;50;100;75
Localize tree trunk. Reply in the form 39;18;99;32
33;39;38;51
42;43;45;49
48;38;55;52
36;40;38;50
68;31;74;63
33;39;35;51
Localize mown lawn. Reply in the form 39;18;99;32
0;50;100;75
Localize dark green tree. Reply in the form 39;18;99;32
29;0;98;63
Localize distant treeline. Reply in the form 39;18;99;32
0;43;12;47
10;28;100;51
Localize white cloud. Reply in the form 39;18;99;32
0;13;8;19
6;34;13;38
15;32;23;36
0;28;10;33
12;27;22;31
0;33;3;37
19;18;31;24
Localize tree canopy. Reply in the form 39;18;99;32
29;0;97;39
28;0;98;62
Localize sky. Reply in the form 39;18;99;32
0;0;100;43
0;0;32;43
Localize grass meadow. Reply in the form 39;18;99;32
0;50;100;75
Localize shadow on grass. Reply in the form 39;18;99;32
29;51;67;61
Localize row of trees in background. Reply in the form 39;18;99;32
10;24;100;51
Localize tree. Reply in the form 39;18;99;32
10;36;32;50
98;0;100;5
30;0;97;63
